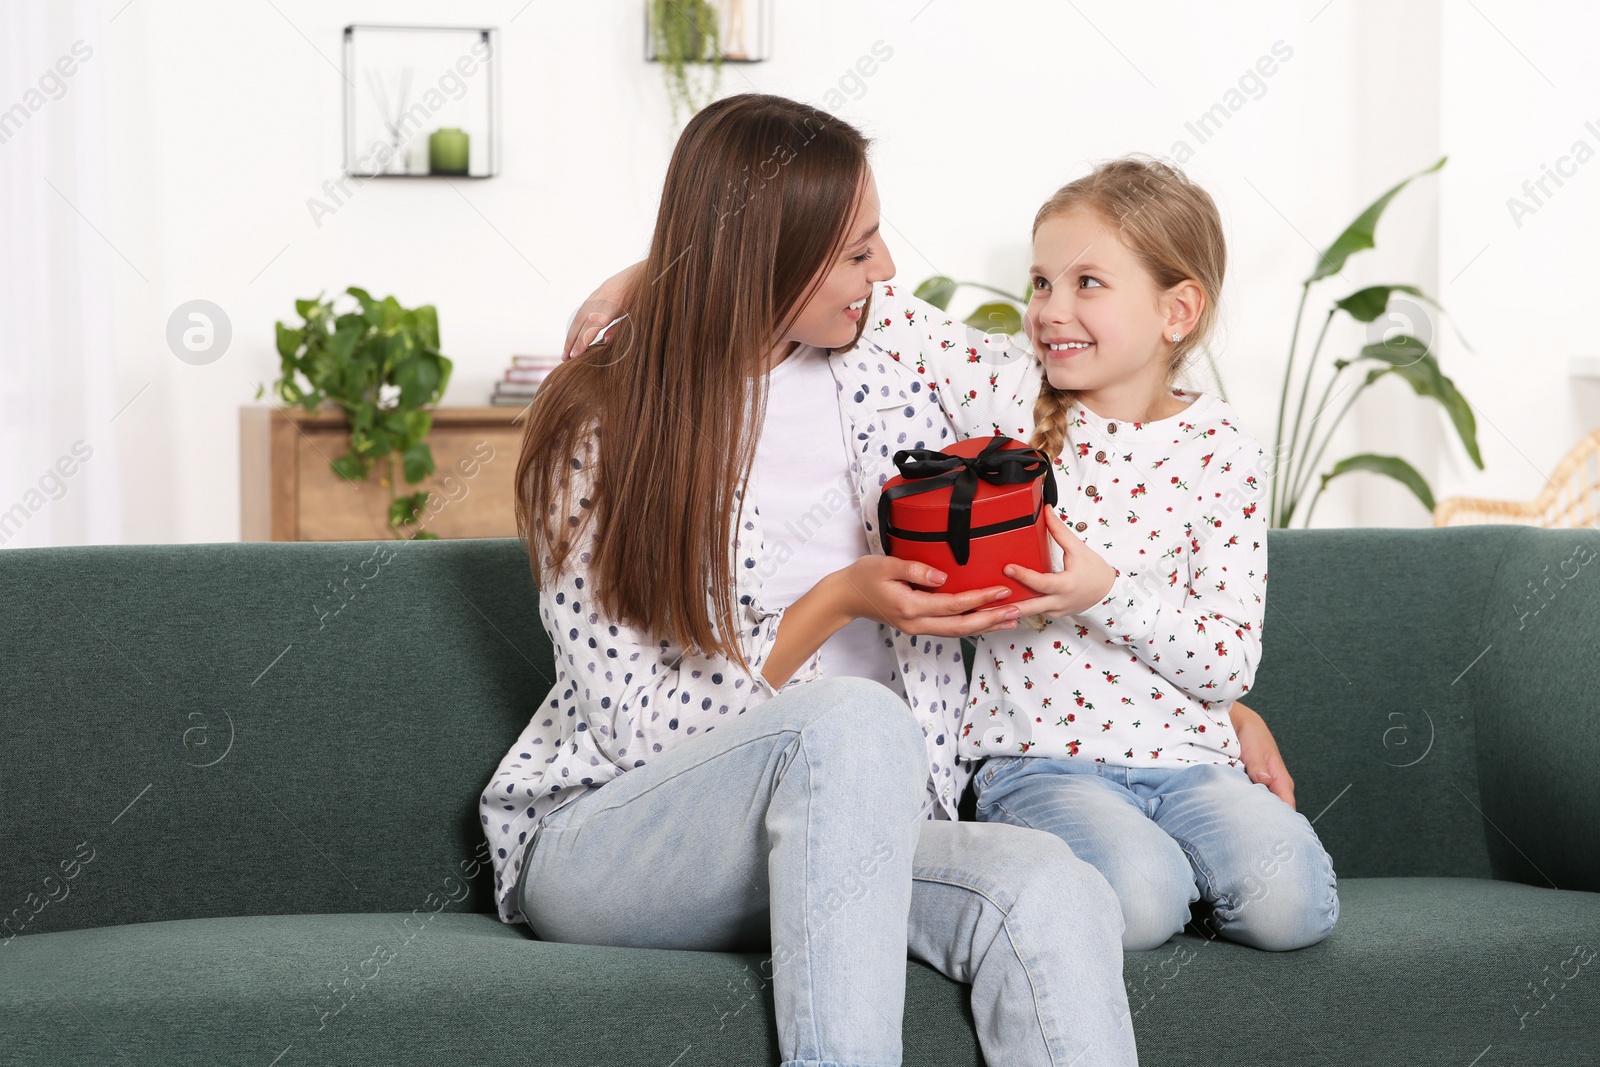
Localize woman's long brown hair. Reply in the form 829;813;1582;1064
515;94;871;676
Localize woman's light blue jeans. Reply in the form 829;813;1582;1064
518;676;1137;1067
975;756;1339;953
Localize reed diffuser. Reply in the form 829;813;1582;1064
364;65;416;174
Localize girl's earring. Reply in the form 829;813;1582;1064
1170;332;1183;343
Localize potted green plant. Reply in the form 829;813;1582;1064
1269;155;1481;527
258;287;454;540
649;0;722;123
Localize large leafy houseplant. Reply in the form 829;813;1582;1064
649;0;722;124
1270;156;1480;527
260;287;453;540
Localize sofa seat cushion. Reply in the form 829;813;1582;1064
3;878;1595;1066
0;911;980;1066
1129;877;1600;1065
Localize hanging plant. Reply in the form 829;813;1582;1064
649;0;722;124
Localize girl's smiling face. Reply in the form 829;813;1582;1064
1025;206;1198;404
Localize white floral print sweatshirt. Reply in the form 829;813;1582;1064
866;282;1270;769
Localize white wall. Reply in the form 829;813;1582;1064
1437;1;1600;508
8;0;1595;543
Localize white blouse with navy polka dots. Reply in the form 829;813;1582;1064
482;311;974;926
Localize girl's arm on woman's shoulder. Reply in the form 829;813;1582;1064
860;281;1041;441
1092;437;1270;708
562;262;643;359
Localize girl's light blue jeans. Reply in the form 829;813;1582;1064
975;756;1339;953
517;676;1137;1067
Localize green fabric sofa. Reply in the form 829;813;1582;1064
3;527;1597;1066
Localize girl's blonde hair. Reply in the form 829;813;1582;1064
1029;155;1227;463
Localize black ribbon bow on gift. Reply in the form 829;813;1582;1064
877;435;1059;565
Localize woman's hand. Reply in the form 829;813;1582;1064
762;557;1019;688
563;261;645;360
1231;700;1297;810
829;556;1022;638
998;509;1117;619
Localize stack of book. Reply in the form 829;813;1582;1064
491;354;561;407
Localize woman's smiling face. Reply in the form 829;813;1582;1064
1025;206;1177;397
780;168;896;354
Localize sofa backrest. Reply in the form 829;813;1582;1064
1251;526;1599;892
2;537;552;939
1473;525;1600;891
2;528;1595;940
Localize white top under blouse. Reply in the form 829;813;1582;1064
754;345;899;683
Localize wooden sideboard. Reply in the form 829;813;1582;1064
240;405;529;541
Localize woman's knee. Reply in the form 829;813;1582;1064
800;676;924;760
774;676;927;804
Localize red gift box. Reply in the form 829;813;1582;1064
877;435;1058;600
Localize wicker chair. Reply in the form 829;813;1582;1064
1434;426;1600;528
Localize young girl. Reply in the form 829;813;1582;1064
865;156;1339;953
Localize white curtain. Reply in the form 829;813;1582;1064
0;0;123;549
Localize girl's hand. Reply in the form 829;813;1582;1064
1000;509;1117;619
1231;701;1297;810
829;556;1022;638
562;261;645;360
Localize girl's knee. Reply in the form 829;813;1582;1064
1077;838;1196;951
1112;863;1196;951
1220;899;1338;951
978;796;1197;950
1215;848;1340;951
1118;895;1194;952
1121;919;1186;953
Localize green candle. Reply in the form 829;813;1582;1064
429;128;469;176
